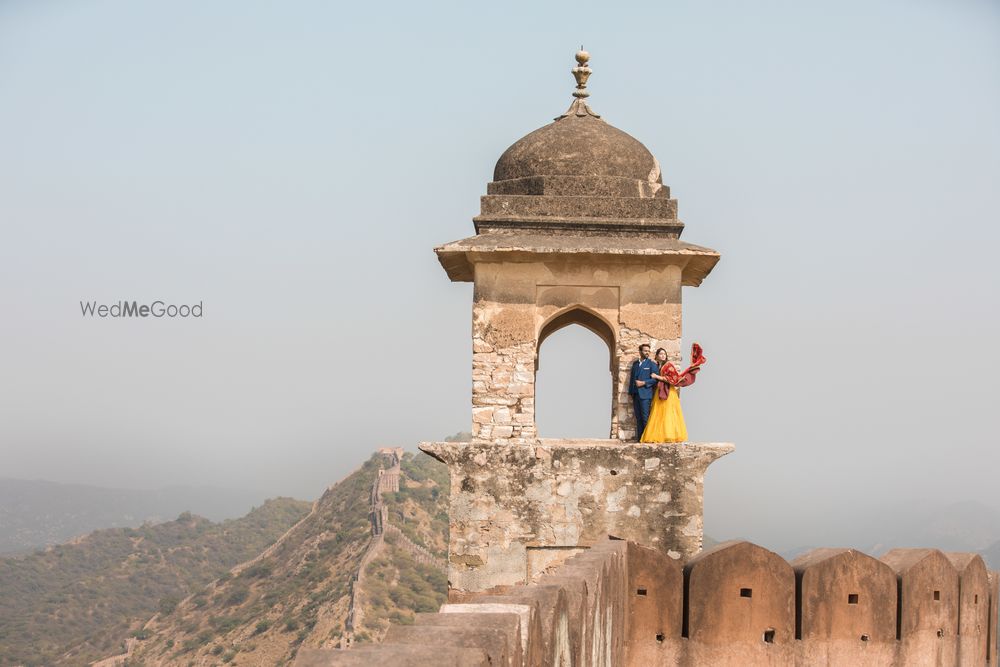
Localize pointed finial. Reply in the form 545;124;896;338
572;48;591;99
557;47;601;120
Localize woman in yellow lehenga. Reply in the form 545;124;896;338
640;344;706;443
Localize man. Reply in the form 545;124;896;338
628;343;658;441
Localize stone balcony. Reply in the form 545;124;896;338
420;439;734;592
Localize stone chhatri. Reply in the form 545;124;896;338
299;51;1000;667
435;49;720;446
300;51;1000;667
424;50;731;592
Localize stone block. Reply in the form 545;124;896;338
556;540;628;666
988;571;999;665
684;541;795;648
413;611;523;667
472;339;495;353
945;552;990;667
626;541;683;666
442;602;544;667
790;548;898;666
881;548;959;666
420;439;732;592
448;583;581;666
291;645;490;666
791;548;897;642
478;193;678;221
383;624;508;667
531;573;589;666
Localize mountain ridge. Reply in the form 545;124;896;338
0;497;311;666
0;477;269;555
126;449;450;665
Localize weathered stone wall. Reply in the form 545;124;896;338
420;439;733;592
293;539;999;667
791;547;898;664
470;258;684;443
946;552;991;667
988;571;999;664
683;540;796;664
296;539;629;667
627;541;683;665
882;548;961;666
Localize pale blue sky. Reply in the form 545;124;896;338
1;0;998;549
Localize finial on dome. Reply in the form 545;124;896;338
572;48;592;99
557;46;601;121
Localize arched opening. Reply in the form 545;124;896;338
535;308;616;439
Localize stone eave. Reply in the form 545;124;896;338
435;232;720;286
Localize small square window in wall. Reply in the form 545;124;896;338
934;590;940;601
848;593;859;604
740;588;752;598
636;588;647;596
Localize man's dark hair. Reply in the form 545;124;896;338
639;344;651;352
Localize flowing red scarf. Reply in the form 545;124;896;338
658;343;707;400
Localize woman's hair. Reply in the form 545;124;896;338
655;347;667;357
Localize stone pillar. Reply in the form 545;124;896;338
470;262;538;444
420;439;733;592
614;324;680;441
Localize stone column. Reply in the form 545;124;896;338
470;295;537;444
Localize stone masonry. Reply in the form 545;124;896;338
421;439;731;592
298;539;1000;666
298;52;1000;667
436;51;719;445
427;51;731;591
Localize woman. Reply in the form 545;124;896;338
640;343;706;443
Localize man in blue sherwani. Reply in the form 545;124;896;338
628;343;658;441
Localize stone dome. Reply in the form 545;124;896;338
493;113;662;184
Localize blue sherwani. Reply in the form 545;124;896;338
629;357;659;440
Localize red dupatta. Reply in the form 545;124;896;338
657;343;707;400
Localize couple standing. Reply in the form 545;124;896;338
628;342;706;443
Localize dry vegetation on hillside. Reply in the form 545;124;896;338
128;451;449;666
0;498;310;667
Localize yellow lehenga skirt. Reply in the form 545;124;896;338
640;385;687;443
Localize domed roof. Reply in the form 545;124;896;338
493;114;661;183
492;50;661;185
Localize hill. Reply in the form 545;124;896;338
0;478;269;555
982;539;1000;570
128;450;449;666
771;500;1000;564
0;497;311;667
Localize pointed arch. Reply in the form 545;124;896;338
535;305;619;438
537;305;617;372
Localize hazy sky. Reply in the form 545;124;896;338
1;1;998;550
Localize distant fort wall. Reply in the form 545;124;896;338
299;539;999;667
342;448;445;646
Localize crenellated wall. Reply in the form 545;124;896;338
296;539;999;667
947;552;992;667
